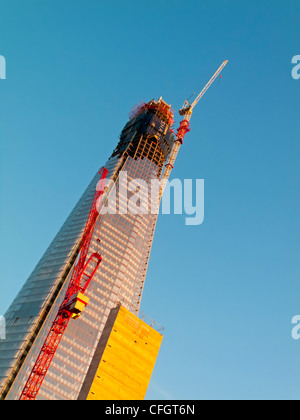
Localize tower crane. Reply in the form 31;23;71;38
160;60;228;194
20;168;108;400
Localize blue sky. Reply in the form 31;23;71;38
0;0;299;400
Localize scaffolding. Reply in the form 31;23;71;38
139;311;165;334
129;98;175;126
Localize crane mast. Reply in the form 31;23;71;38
160;60;228;195
19;168;108;400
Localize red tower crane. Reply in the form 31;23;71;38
19;167;108;400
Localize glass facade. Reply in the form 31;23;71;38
0;99;175;400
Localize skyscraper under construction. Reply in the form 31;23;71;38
0;59;228;401
0;99;175;400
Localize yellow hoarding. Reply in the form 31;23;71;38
78;305;163;400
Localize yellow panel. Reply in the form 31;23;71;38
86;306;163;400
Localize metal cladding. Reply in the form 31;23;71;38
0;98;174;400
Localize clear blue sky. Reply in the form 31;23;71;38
0;0;299;400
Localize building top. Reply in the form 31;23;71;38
129;97;175;126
